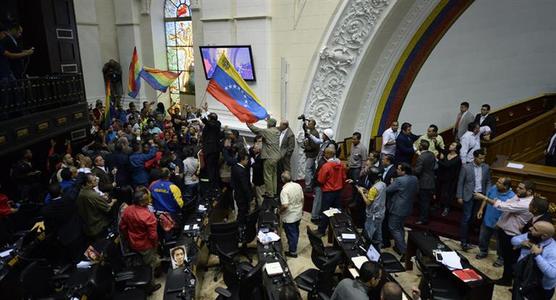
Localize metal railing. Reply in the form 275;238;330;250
0;74;86;121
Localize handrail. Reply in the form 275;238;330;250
482;108;556;164
0;74;86;122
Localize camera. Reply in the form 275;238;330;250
297;114;306;121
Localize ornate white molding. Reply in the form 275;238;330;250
293;0;440;180
302;0;390;131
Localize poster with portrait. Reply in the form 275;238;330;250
170;245;187;269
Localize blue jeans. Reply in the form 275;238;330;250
388;214;407;254
283;221;300;253
183;183;199;203
460;199;478;245
318;190;342;234
311;186;322;219
478;223;501;257
365;216;383;249
305;157;316;187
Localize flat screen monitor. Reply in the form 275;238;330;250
199;45;256;81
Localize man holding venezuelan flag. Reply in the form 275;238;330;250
207;55;279;197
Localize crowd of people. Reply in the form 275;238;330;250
0;97;555;299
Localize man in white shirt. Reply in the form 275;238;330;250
279;171;304;258
381;121;399;157
460;122;481;163
545;121;556;166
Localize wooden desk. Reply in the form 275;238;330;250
405;231;493;300
491;157;556;203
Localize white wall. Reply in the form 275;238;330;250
400;0;556;134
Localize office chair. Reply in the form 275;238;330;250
215;253;263;300
306;226;342;270
104;238;152;290
208;221;240;281
295;227;343;299
238;208;260;262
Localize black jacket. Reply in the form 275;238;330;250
474;113;497;137
522;213;553;234
512;254;544;300
231;164;252;203
1;35;24;79
201;117;222;154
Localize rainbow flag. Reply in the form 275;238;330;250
104;81;113;128
128;47;141;98
139;67;180;93
206;55;268;123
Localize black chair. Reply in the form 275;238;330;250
239;208;259;262
295;227;343;299
104;238;152;291
215;251;263;300
306;226;342;270
208;221;240;281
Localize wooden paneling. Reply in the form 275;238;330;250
491;157;556;203
483;109;556;164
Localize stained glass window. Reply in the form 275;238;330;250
165;0;195;99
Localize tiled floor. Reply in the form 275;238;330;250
150;212;549;300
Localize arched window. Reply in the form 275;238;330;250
164;0;195;100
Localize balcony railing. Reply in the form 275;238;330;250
0;74;86;121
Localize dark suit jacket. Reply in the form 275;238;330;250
1;35;24;79
382;164;397;186
92;167;114;193
414;151;436;190
105;151;130;187
386;174;419;217
201;117;222;154
231;164;252;203
521;213;553;234
474;113;496;137
280;127;295;158
395;133;418;164
456;162;490;202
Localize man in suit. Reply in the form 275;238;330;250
92;155;115;193
247;118;281;198
76;174;117;241
414;140;436;225
456;148;490;251
200;103;222;194
545;121;556;167
380;154;396;248
231;152;252;227
395;122;419;164
1;23;33;79
474;104;496;138
278;120;295;173
386;162;419;259
453;101;475;141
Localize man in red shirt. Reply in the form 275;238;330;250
317;147;346;234
119;189;161;286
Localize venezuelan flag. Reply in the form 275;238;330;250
140;67;180;93
128;47;141;98
207;55;268;123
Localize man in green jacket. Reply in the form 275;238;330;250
77;174;117;240
247;118;281;197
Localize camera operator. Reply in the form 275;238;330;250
298;115;319;192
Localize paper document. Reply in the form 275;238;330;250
257;231;281;244
76;261;94;269
341;233;356;240
192;224;199;230
0;249;13;258
436;251;462;270
351;256;369;269
265;262;284;276
323;208;341;217
183;225;191;231
348;268;359;278
506;162;524;169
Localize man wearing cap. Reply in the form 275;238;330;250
307;127;337;224
248;118;281;198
